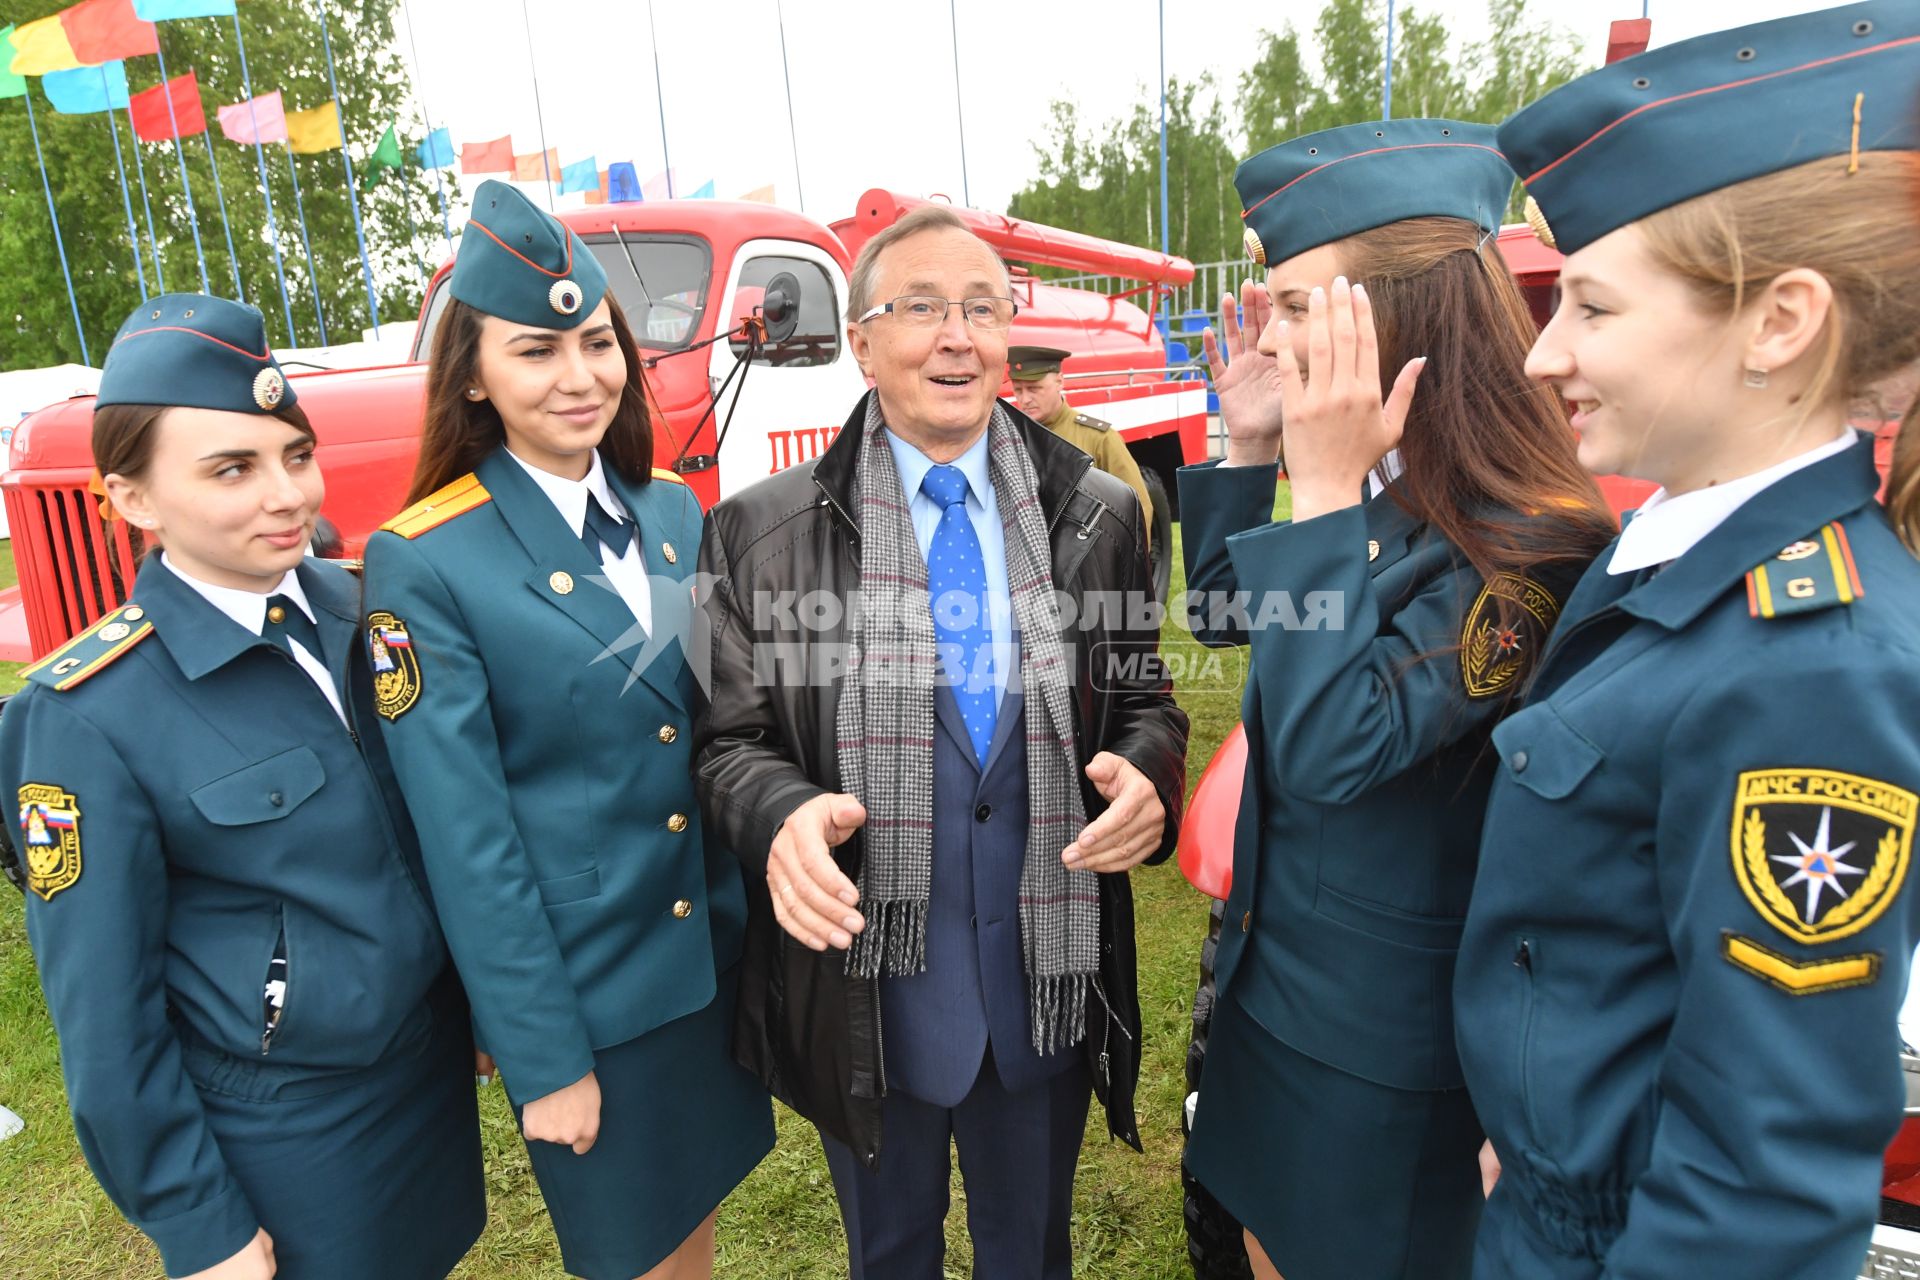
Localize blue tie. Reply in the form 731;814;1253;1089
921;464;996;767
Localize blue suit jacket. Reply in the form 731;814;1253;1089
362;446;748;1105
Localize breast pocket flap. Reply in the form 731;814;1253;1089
1492;704;1602;800
190;747;326;826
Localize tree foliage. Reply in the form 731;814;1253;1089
1008;0;1589;268
1;0;444;367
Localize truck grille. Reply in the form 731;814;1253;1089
4;483;139;657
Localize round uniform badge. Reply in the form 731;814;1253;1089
253;367;286;411
98;623;132;642
1523;195;1557;250
549;279;583;316
549;571;574;595
1243;225;1267;266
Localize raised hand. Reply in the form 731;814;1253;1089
1202;281;1288;468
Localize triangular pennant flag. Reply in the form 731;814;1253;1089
513;147;558;183
687;180;715;199
460;135;512;173
417;126;453;169
128;70;206;140
216;91;287;145
739;184;775;203
0;28;29;101
641;168;677;201
285;101;342;154
133;1;238;18
61;0;159;63
7;14;82;76
560;156;598;194
44;60;131;114
368;123;403;171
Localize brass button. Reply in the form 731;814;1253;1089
1367;540;1381;562
666;813;689;833
673;899;693;919
658;725;678;744
267;605;286;624
122;607;145;621
1241;911;1251;932
549;571;574;595
661;541;677;565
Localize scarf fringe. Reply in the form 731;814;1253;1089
844;898;929;979
1029;974;1090;1057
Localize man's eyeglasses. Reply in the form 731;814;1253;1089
857;295;1019;330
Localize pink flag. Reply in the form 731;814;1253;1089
641;168;679;202
216;90;287;145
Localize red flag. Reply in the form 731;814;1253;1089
60;0;158;63
460;135;513;173
129;71;206;142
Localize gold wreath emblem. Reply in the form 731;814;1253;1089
1460;573;1560;699
1523;195;1557;250
366;611;422;721
1243;225;1266;266
18;783;82;902
1731;769;1915;944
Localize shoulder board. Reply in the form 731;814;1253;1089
1073;413;1112;433
380;474;492;539
1746;521;1863;620
22;606;153;692
650;466;686;486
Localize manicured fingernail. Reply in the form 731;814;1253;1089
1310;287;1325;301
1353;283;1368;300
476;1075;493;1088
1334;276;1348;290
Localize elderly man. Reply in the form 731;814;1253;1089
692;205;1188;1278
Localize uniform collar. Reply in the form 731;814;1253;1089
136;554;358;681
1608;427;1857;575
883;422;992;508
506;444;627;537
159;552;312;635
1616;432;1882;632
1043;400;1075;433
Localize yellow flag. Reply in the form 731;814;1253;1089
285;101;342;154
8;15;81;76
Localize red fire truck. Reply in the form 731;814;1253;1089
0;188;1209;662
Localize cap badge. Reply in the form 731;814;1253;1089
1243;225;1267;266
549;279;583;316
252;368;286;412
1523;195;1558;250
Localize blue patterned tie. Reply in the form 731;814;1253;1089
921;464;996;767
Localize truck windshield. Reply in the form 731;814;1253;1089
412;234;712;358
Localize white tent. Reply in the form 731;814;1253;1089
0;363;104;540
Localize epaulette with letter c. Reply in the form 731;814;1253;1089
380;474;492;539
650;466;686;485
22;606;153;692
1746;521;1863;619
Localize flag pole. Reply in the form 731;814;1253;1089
1382;0;1396;120
774;0;804;213
21;90;90;365
101;66;151;296
151;43;211;295
283;143;330;346
400;0;454;251
200;130;246;301
519;0;555;210
124;102;166;292
227;10;299;345
314;1;382;337
948;0;969;207
646;0;672;197
1158;0;1168;256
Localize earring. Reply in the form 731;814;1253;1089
1743;367;1770;389
465;387;484;401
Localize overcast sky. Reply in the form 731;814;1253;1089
397;0;1832;227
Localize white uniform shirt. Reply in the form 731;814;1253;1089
160;553;347;723
507;447;654;634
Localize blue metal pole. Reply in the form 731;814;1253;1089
151;45;210;294
283;143;330;346
1158;0;1168;256
775;0;804;213
125;102;166;293
949;0;969;206
400;0;455;252
22;91;90;365
1383;0;1396;120
314;0;382;336
646;0;673;197
229;10;299;345
201;131;247;300
101;67;150;296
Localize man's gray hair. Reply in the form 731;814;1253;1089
845;204;1011;324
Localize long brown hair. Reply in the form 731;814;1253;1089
405;295;656;505
1635;152;1920;557
1337;216;1617;600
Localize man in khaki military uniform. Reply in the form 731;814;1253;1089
1008;346;1154;549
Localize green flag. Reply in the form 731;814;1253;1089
0;26;31;101
365;123;403;184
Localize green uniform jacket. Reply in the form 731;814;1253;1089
362;446;746;1106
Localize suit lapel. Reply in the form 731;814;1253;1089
608;467;696;711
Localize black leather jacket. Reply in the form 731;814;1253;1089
692;393;1189;1166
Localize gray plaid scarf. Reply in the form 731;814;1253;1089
838;395;1096;1056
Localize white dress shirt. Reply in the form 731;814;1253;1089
507;447;654;634
1608;428;1857;575
161;553;347;723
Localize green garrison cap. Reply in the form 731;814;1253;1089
451;179;607;328
1234;119;1513;268
1500;0;1920;256
1007;346;1071;380
96;294;294;415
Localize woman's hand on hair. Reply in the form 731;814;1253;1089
1275;276;1426;524
1204;282;1287;468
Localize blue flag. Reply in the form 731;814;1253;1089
688;180;715;199
133;0;238;17
45;61;130;114
560;156;599;195
416;126;453;169
607;161;641;203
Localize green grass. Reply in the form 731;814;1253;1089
0;488;1290;1278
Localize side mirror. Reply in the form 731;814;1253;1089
760;272;801;344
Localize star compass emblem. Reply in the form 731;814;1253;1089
1769;806;1867;925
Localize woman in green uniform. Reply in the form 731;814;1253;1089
1179;120;1616;1279
1456;4;1920;1276
362;181;773;1280
0;295;484;1279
